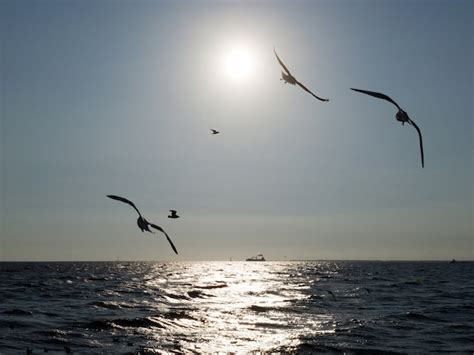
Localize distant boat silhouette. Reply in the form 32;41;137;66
246;254;265;261
351;88;424;168
106;195;178;254
210;129;220;135
168;210;180;219
274;47;329;102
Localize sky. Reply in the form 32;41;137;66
0;0;472;261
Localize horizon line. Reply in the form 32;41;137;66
0;259;471;263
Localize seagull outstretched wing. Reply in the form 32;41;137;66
350;88;401;110
149;223;179;255
408;119;424;168
107;195;142;217
296;81;329;102
274;48;292;76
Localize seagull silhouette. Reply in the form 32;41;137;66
210;129;220;135
168;210;180;219
274;47;329;102
106;195;178;254
351;88;424;168
326;290;336;300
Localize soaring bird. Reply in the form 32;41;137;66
210;129;220;135
274;47;329;102
106;195;178;254
351;88;424;168
326;290;336;301
168;210;180;219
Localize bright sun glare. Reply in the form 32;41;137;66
223;47;254;80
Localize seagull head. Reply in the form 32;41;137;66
396;110;409;124
137;216;150;232
281;72;296;85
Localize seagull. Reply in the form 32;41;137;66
274;47;329;102
168;210;180;219
106;195;178;254
351;88;424;168
210;129;220;135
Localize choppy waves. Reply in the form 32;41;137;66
1;261;473;353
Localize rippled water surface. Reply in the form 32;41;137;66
1;261;473;354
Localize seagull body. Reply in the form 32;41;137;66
274;47;329;102
351;88;424;168
168;210;180;219
106;195;178;254
210;129;220;135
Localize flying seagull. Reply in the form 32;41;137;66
210;129;220;135
168;210;180;219
351;88;424;168
274;47;329;102
326;290;336;301
106;195;178;254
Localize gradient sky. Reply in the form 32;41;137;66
1;0;472;261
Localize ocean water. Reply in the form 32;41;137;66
0;261;473;354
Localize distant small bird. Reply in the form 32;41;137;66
351;88;424;168
210;129;220;135
326;290;336;300
168;210;180;219
274;47;329;102
107;195;178;254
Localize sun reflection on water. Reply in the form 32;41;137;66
137;261;337;353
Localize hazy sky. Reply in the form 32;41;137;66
1;0;472;261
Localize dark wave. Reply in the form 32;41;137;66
403;312;444;322
83;317;166;330
0;319;31;329
39;311;60;317
2;309;33;316
87;275;111;281
195;283;228;289
187;290;212;298
88;301;135;310
164;292;189;300
269;342;345;354
249;305;274;313
34;329;70;338
254;322;291;329
273;341;409;354
163;311;198;321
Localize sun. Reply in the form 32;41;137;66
223;46;254;80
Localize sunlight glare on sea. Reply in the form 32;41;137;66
1;261;473;353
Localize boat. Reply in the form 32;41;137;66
246;254;266;261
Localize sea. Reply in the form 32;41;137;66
0;261;473;354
